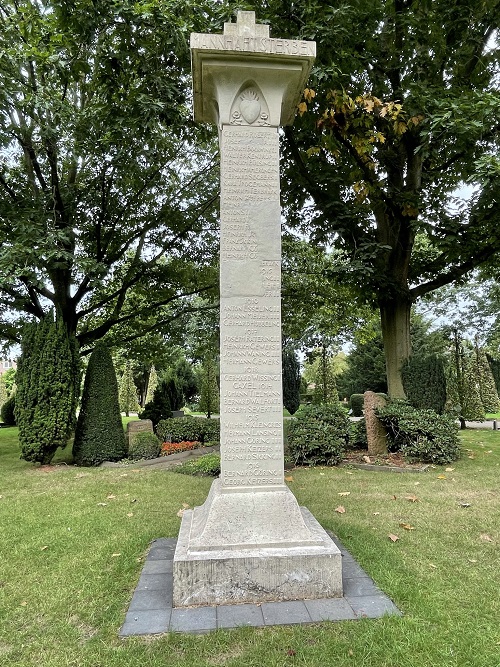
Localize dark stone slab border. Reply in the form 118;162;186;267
119;535;401;636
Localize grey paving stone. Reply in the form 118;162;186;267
129;589;172;612
304;597;357;622
341;557;369;579
343;577;381;597
142;559;173;575
150;537;177;549
136;573;172;592
147;547;174;561
217;604;265;629
347;594;402;619
262;601;312;626
169;606;217;633
119;609;171;636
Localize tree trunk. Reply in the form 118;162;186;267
379;297;411;399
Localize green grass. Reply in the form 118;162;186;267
485;412;500;420
1;426;499;666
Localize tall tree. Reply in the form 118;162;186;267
0;0;219;352
228;0;500;397
199;355;219;418
119;360;140;417
282;346;301;414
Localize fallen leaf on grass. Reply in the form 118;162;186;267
373;511;381;516
40;546;48;551
429;563;437;569
111;553;121;557
20;601;27;607
338;491;350;497
286;649;297;656
362;455;371;463
74;473;89;479
392;495;397;500
406;495;419;502
486;450;493;454
97;502;107;507
177;503;190;518
468;454;475;460
127;513;134;518
480;534;493;542
319;472;325;476
445;467;455;472
335;506;346;514
107;494;116;500
459;503;471;508
344;471;354;475
399;522;415;530
468;559;478;564
388;534;399;542
285;476;294;482
437;475;446;479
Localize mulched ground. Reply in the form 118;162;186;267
342;449;426;470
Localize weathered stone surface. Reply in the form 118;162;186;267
126;419;153;448
173;11;342;607
364;391;388;455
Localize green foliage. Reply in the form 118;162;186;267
376;401;461;464
282;347;301;415
487;354;500;396
402;355;447;414
0;373;7;413
139;377;179;427
286;403;349;466
338;333;387;397
73;343;126;466
156;416;220;444
173;357;199;404
16;314;80;464
128;431;161;461
475;346;500;413
199;355;219;418
1;394;16;425
175;452;221;477
311;346;339;404
119;361;140;416
1;367;16;394
348;418;367;450
145;365;159;406
349;394;364;417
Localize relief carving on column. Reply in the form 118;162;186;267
230;83;270;126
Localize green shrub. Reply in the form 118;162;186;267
349;394;364;417
16;313;81;464
73;343;127;466
175;452;221;477
282;347;301;415
349;418;367;449
1;395;16;425
375;400;461;464
128;431;161;460
156;416;220;444
286;403;349;466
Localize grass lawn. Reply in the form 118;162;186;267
0;426;499;667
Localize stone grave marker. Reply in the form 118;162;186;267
172;11;342;607
127;419;154;449
364;391;388;455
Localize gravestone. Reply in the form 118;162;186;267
126;419;154;449
364;391;388;455
173;11;342;607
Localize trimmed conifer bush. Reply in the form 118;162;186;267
402;355;447;414
139;377;176;427
73;343;126;466
16;313;80;464
286;403;349;466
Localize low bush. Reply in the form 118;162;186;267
156;416;220;444
349;418;367;449
349;394;364;417
128;432;161;461
375;400;461;464
174;452;221;477
1;395;16;425
286;403;349;466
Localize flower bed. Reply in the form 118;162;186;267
160;440;201;456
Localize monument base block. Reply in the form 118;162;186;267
173;480;342;607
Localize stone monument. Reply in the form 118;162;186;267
173;11;342;607
364;391;388;456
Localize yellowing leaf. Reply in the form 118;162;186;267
388;534;399;542
304;88;316;102
445;467;455;472
338;492;351;497
298;102;307;115
362;455;371;464
127;513;134;517
399;522;415;530
437;475;446;479
285;476;294;482
335;506;346;514
107;494;116;500
40;546;48;551
406;495;419;503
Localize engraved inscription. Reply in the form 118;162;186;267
191;33;316;57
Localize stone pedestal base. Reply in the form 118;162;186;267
173;480;342;607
